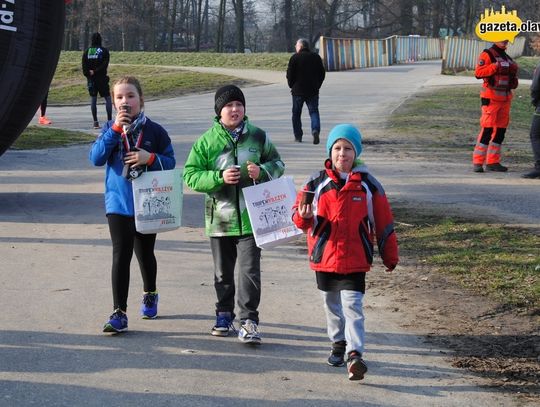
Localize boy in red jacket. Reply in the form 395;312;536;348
292;123;399;381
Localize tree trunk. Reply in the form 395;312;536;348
284;0;292;52
216;0;226;52
232;0;245;52
168;0;178;51
195;0;203;51
399;0;413;35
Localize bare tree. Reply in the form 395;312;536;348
216;0;227;51
231;0;245;52
284;0;293;51
195;0;204;51
64;0;537;54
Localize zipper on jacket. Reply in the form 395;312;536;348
358;218;374;265
210;197;215;224
311;217;331;264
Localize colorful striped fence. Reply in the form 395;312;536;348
319;35;525;73
393;36;443;63
441;36;526;72
319;35;443;71
318;36;391;71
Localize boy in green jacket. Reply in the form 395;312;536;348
183;85;284;344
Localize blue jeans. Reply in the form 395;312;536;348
292;95;320;140
321;290;365;356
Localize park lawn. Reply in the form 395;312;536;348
52;51;290;105
50;63;251;105
59;51;291;70
394;205;540;313
386;84;534;165
386;83;539;316
12;126;96;150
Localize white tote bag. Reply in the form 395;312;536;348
132;168;183;234
243;176;302;249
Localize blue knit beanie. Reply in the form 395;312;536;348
326;124;363;158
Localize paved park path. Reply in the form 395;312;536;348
0;60;537;406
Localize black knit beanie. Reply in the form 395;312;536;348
214;85;245;116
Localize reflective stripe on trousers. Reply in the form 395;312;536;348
486;142;502;164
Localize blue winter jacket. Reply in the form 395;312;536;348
89;118;176;216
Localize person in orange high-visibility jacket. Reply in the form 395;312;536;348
472;40;518;173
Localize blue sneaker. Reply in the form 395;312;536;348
211;312;235;337
141;292;159;319
103;309;128;333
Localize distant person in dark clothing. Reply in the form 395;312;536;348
286;38;326;144
38;91;52;125
82;32;112;129
523;61;540;179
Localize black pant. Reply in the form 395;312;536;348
107;214;157;311
530;107;540;169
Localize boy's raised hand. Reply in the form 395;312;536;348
297;204;314;219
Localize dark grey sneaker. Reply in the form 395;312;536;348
486;162;508;172
327;340;346;367
347;351;368;381
522;169;540;179
473;164;484;173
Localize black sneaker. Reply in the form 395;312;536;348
312;130;320;145
522;169;540;179
473;164;484;173
486;163;508;172
347;351;368;381
93;121;100;129
294;137;302;143
327;340;346;367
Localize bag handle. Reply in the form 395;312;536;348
252;163;272;185
156;154;164;171
142;154;164;173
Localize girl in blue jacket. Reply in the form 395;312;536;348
90;76;175;333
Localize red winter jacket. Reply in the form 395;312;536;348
292;161;399;274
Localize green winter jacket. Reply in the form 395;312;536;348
183;117;285;237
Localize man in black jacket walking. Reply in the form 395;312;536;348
286;39;326;144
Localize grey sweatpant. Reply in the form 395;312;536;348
210;235;261;323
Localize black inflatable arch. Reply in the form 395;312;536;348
0;0;65;156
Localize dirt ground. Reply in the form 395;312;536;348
369;254;540;402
